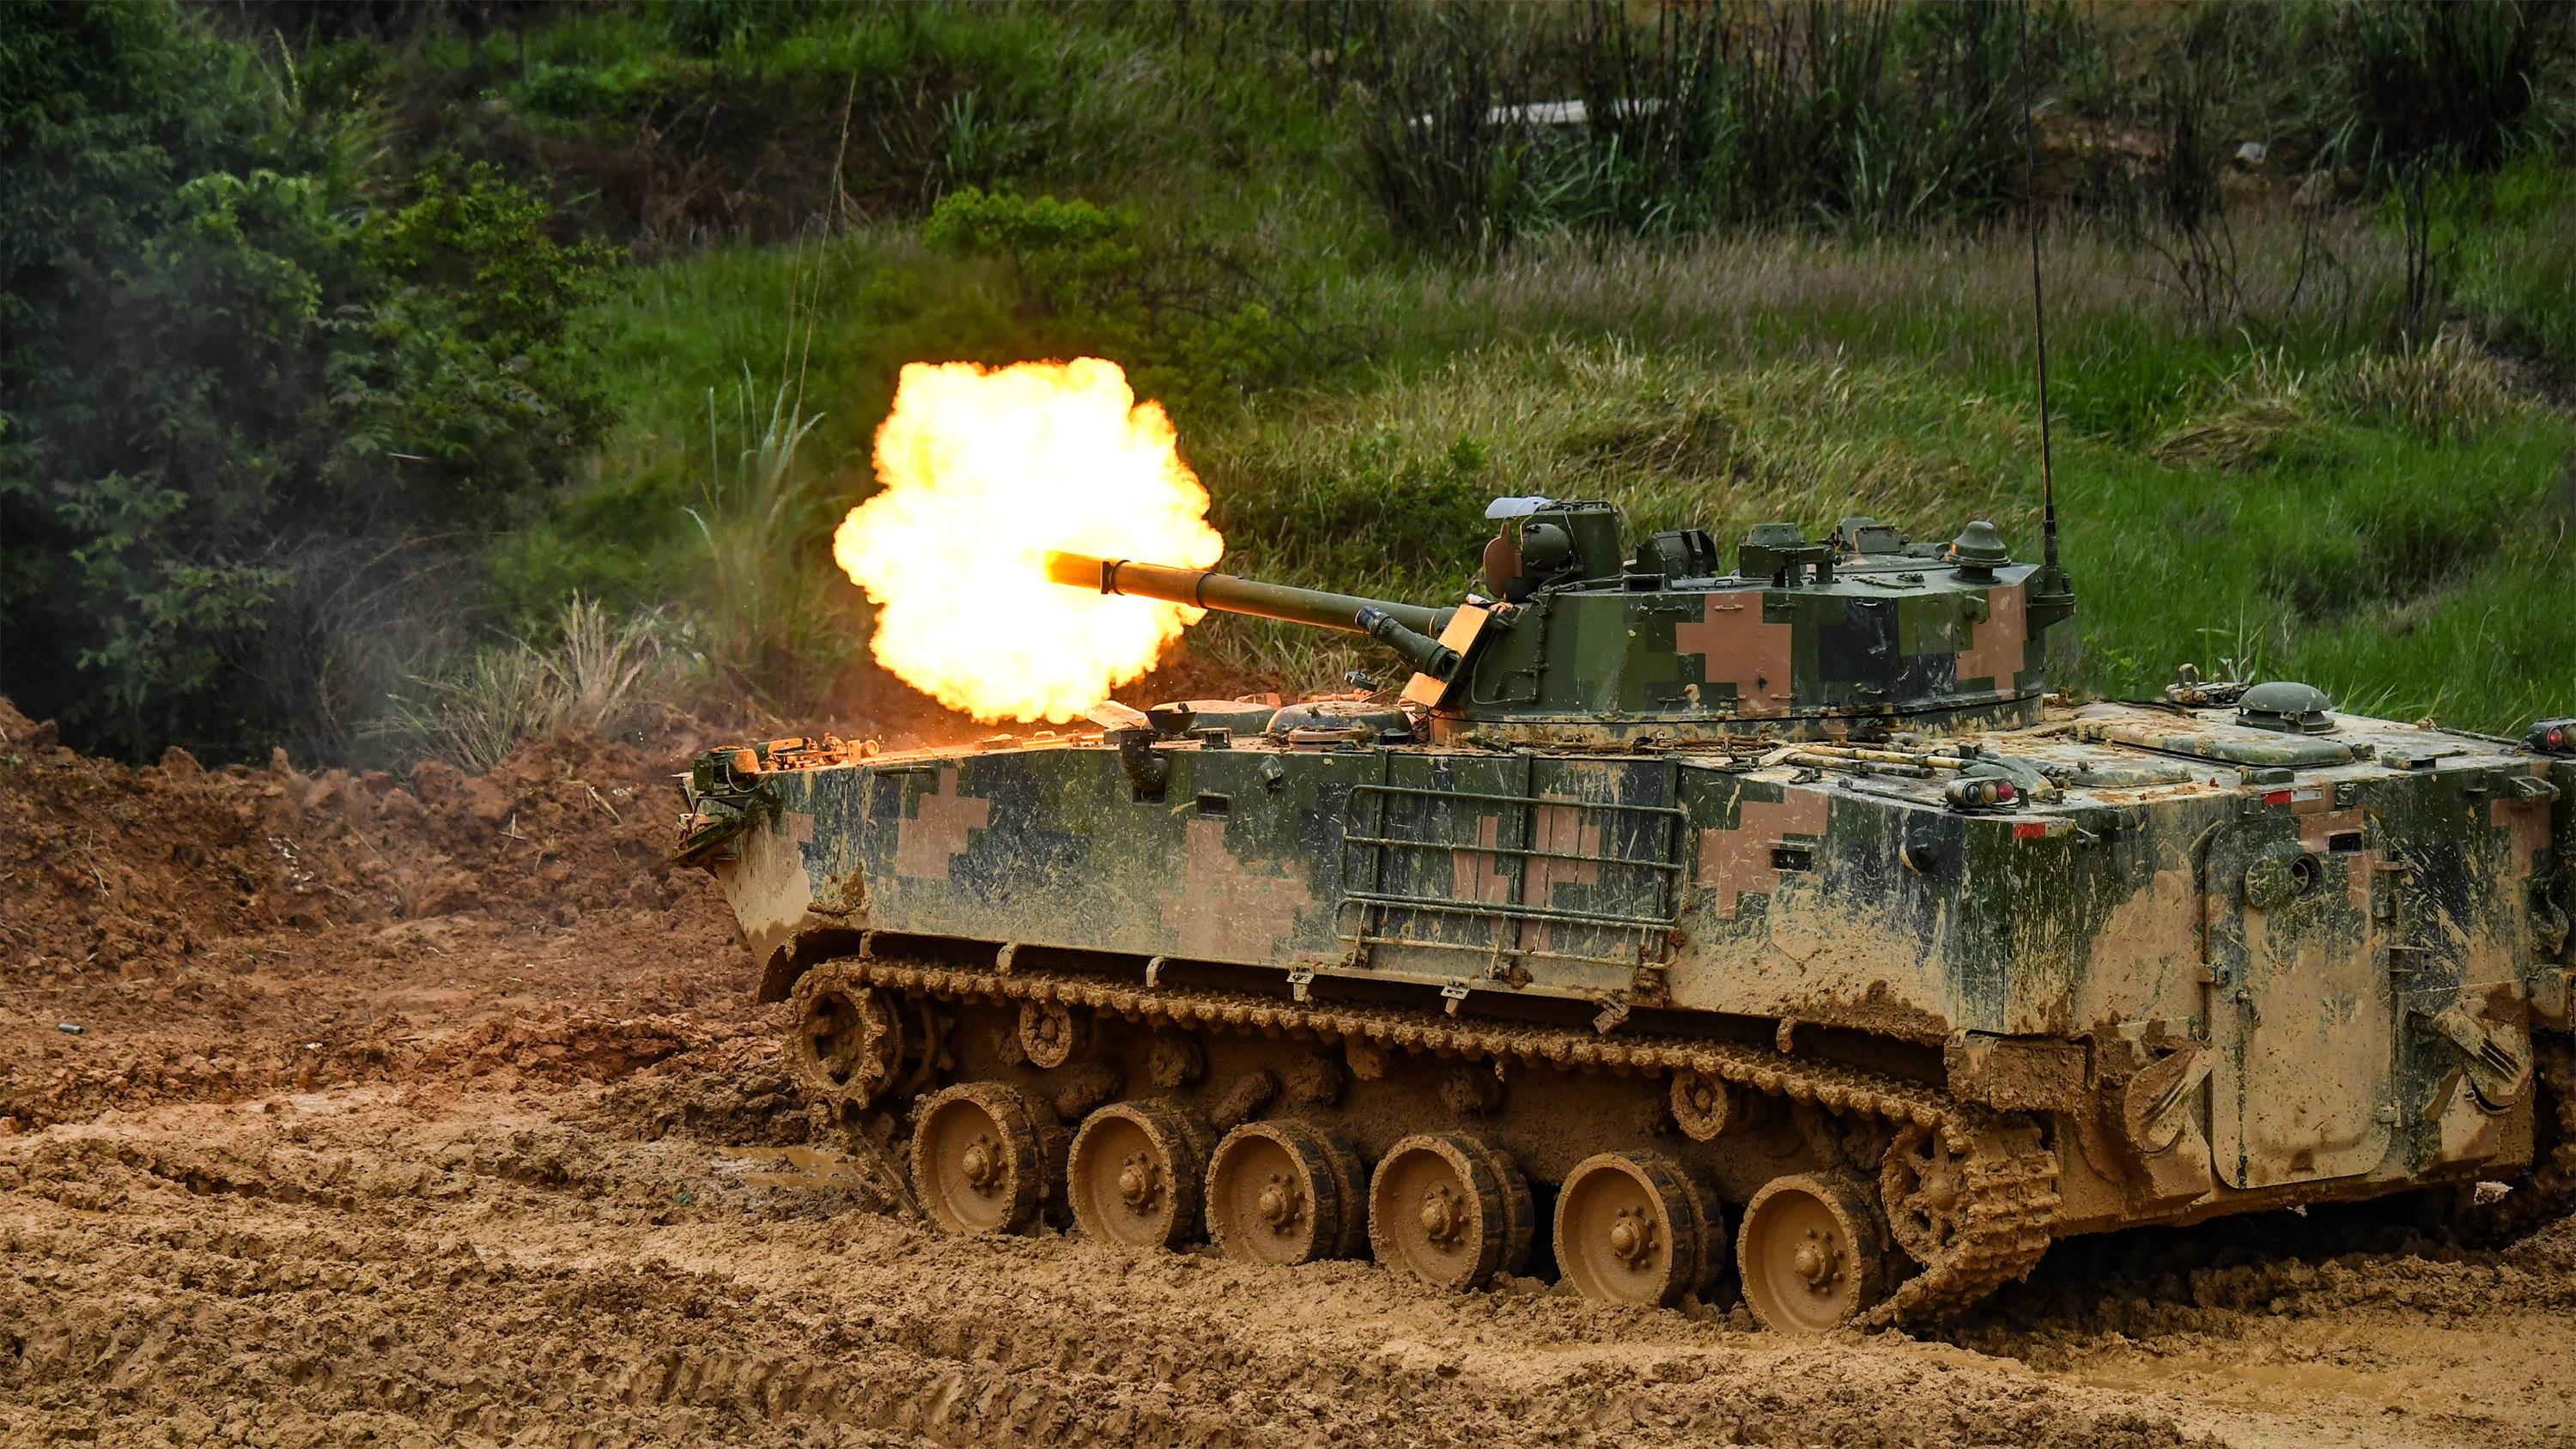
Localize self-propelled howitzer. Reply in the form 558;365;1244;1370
681;500;2575;1335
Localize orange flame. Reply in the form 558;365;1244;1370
832;359;1224;722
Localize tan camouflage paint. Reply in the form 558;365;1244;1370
1521;803;1603;955
893;767;990;881
1692;791;1829;920
1452;815;1511;905
1158;815;1314;961
1956;583;2028;688
1674;591;1794;717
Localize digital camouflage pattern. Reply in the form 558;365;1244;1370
680;502;2575;1319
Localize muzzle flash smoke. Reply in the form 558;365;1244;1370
831;359;1224;723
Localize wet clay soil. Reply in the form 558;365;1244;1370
4;700;2572;1447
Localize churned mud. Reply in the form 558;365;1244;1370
5;698;2572;1447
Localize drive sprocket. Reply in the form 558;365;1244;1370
786;961;942;1113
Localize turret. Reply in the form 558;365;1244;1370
1048;499;2076;746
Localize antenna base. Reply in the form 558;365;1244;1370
2026;564;2076;632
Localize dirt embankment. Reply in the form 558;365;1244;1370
0;694;753;1133
3;698;2573;1447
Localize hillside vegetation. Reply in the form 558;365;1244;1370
6;0;2573;762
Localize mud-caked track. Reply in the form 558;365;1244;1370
792;954;2060;1331
6;704;2576;1446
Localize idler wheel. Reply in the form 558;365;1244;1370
786;964;902;1112
910;1083;1050;1235
1736;1172;1889;1335
1068;1100;1217;1251
1366;1133;1534;1292
1553;1151;1717;1307
1205;1120;1367;1267
1018;999;1089;1070
1879;1124;1969;1267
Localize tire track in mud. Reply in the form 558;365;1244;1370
1954;1209;2576;1448
7;1058;2573;1447
4;712;2570;1446
3;1094;2216;1448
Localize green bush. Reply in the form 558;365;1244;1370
2330;0;2570;179
1362;0;2075;250
0;2;616;762
346;160;620;512
924;187;1302;413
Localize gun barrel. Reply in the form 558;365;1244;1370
1045;552;1449;637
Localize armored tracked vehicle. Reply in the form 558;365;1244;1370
678;500;2575;1331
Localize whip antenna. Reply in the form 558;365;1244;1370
2017;0;2060;577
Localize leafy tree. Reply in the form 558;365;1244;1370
0;2;614;761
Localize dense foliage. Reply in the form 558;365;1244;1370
6;1;2573;760
0;2;613;761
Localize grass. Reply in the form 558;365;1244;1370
2446;156;2576;372
1168;315;2573;726
375;2;2574;745
500;196;2572;738
386;597;675;768
2079;407;2574;724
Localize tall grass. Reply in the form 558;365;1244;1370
425;1;2576;743
386;597;673;769
1360;1;2057;250
685;369;859;712
1321;208;2409;446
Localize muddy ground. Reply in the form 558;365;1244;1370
4;700;2572;1448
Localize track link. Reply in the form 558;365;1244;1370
829;955;2060;1327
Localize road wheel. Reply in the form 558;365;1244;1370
1206;1119;1366;1266
1554;1151;1716;1307
910;1082;1048;1234
1736;1172;1888;1334
1067;1100;1216;1251
1367;1133;1534;1291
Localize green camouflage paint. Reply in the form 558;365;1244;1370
682;504;2573;1238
